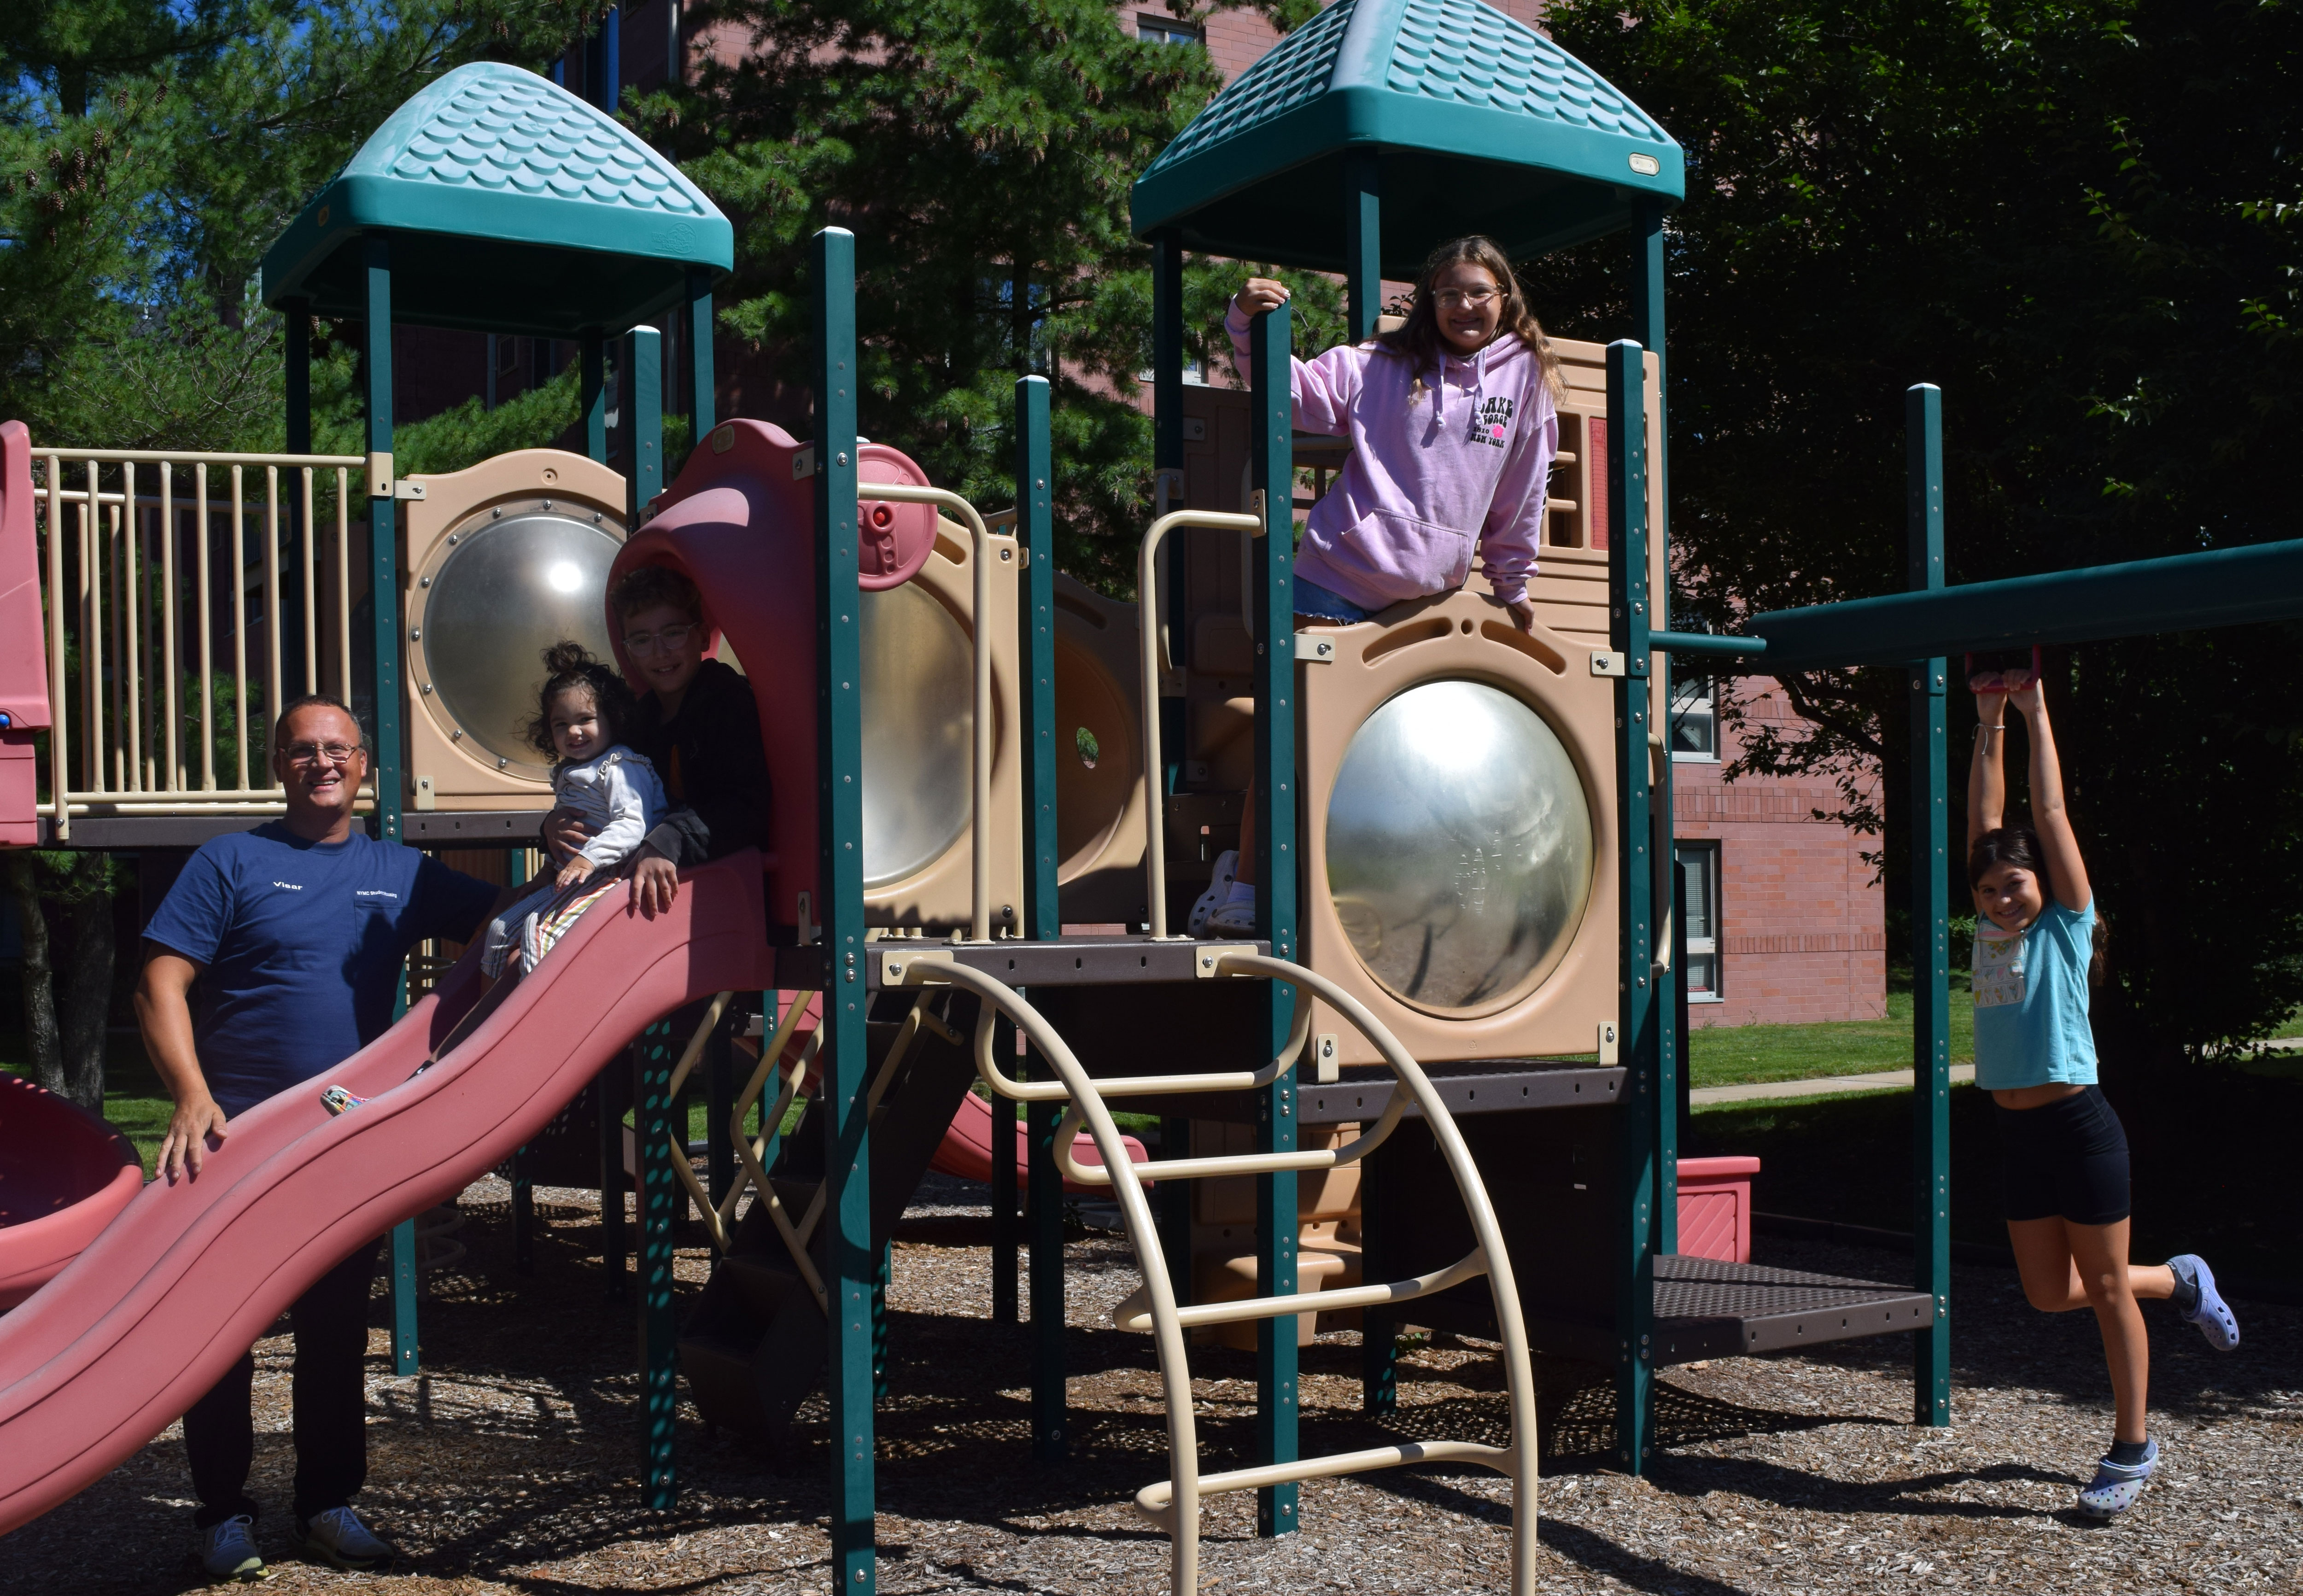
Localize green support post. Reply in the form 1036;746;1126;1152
634;1022;679;1508
1632;201;1678;1255
812;226;877;1593
1249;303;1298;1538
1028;1090;1066;1460
362;237;420;1377
582;331;608;465
1360;1147;1396;1413
629;324;662;521
707;1003;736;1214
1607;339;1657;1475
687;266;716;449
1005;375;1056;1336
1344;150;1381;342
599;1057;628;1302
1908;382;1953;1427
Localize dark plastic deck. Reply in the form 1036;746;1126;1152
1522;1254;1937;1368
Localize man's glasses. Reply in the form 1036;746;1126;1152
624;623;698;657
282;742;362;768
1433;288;1499;309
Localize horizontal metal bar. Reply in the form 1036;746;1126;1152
400;810;551;843
31;446;367;468
1134;1441;1515;1520
1651;629;1766;659
1749;537;2303;670
867;935;1267;990
1294;1064;1622;1123
1116;1250;1488;1332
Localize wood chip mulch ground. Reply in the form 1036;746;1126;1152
4;1174;2296;1594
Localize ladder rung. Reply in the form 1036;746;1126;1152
1092;1146;1356;1185
988;1068;1276;1104
1134;1440;1517;1521
1116;1250;1487;1333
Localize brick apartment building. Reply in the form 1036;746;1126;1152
386;0;1885;1028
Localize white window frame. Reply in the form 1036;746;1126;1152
1668;673;1718;763
1676;840;1723;1002
1137;14;1204;45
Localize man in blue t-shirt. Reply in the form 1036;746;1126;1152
137;695;504;1580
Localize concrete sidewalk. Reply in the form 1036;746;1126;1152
1691;1062;1977;1107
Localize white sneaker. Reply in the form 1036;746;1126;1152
195;1514;265;1582
1187;850;1240;936
297;1506;395;1572
1204;889;1258;936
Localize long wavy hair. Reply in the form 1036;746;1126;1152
1969;824;2108;984
526;640;637;767
1374;234;1564;402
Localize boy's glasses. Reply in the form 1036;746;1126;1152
624;623;698;656
1433;288;1499;309
282;742;362;767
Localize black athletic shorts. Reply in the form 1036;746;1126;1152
1996;1084;2131;1227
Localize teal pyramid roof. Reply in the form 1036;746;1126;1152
262;64;731;337
1132;0;1682;271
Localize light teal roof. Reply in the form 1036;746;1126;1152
261;64;731;336
1132;0;1683;272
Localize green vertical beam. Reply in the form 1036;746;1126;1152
1360;1147;1396;1413
1908;381;1952;1427
1152;229;1188;803
687;267;716;440
582;332;608;466
1344;150;1381;343
599;1060;628;1302
634;1022;678;1508
1008;375;1055;1341
1607;338;1657;1475
630;325;663;521
1249;303;1298;1538
706;1006;736;1214
1631;202;1678;1256
1028;1086;1066;1459
812;226;876;1593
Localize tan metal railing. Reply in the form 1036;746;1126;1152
1137;508;1265;937
881;947;1540;1596
30;447;375;838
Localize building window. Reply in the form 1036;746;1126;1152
1677;841;1722;1001
1669;675;1717;761
1138;14;1204;45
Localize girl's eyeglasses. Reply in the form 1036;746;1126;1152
623;623;698;656
1432;288;1499;309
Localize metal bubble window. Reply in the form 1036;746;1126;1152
1324;678;1594;1015
858;579;974;887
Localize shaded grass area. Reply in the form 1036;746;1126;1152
1685;970;1974;1088
1687;1066;2303;1283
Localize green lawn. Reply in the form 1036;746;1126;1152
1685;972;1975;1089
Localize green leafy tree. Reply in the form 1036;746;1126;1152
646;0;1339;591
1534;0;2303;1064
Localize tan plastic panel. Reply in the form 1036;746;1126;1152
865;522;1025;933
401;450;626;812
1297;588;1617;1065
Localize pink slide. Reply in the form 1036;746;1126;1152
0;853;774;1535
931;1091;1149;1195
0;1075;144;1310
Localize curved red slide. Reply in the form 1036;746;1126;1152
931;1091;1148;1195
0;1075;143;1310
0;854;773;1535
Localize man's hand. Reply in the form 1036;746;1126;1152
542;807;594;865
627;845;680;919
1506;595;1537;633
158;1093;228;1182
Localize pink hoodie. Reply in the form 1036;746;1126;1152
1226;304;1557;611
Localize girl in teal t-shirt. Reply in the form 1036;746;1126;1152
1968;669;2238;1517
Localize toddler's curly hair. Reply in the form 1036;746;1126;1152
526;640;637;766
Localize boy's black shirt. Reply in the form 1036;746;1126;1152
625;659;775;866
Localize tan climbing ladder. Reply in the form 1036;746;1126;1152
880;946;1540;1596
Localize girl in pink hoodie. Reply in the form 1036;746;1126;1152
1196;235;1564;937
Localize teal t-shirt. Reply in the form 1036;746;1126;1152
1972;898;2098;1090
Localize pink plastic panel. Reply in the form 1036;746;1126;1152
0;421;53;848
1675;1155;1759;1264
0;854;773;1533
0;1075;142;1310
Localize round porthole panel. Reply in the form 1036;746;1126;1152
859;579;973;887
422;510;624;778
1325;678;1594;1015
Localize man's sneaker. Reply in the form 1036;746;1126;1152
1204;888;1257;937
195;1514;265;1582
1187;850;1239;937
296;1506;395;1572
2076;1438;2158;1519
2167;1254;2239;1350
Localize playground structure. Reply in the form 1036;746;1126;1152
5;4;2303;1594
